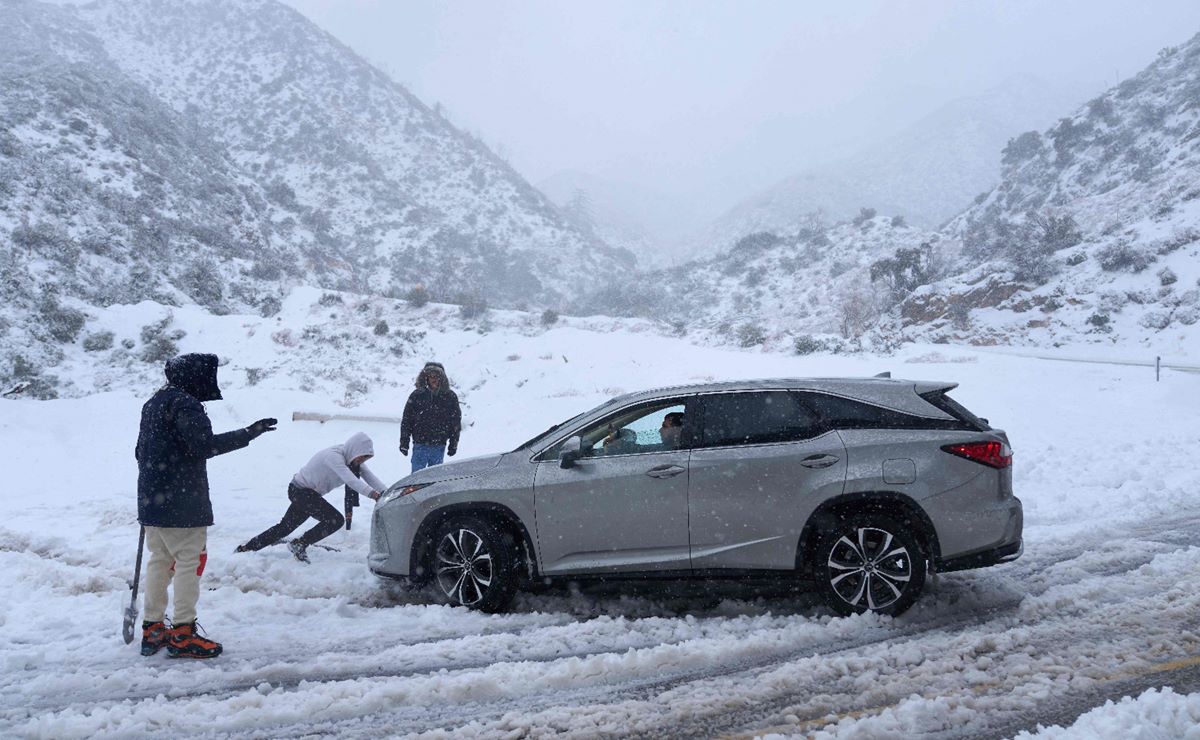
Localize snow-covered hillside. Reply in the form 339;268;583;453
2;307;1199;737
700;78;1083;255
580;212;947;353
0;0;632;396
910;32;1200;348
0;0;302;379
78;0;633;304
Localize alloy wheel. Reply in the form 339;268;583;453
826;526;913;611
435;527;494;606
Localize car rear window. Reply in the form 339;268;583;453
919;391;991;431
802;392;975;432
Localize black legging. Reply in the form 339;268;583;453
242;483;345;551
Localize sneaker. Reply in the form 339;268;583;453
166;622;222;659
140;620;169;657
289;540;310;563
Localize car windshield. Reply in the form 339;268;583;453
510;411;589;452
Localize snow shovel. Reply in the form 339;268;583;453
122;526;146;644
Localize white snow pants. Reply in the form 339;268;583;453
143;526;208;625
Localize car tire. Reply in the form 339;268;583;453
813;512;927;617
429;515;520;613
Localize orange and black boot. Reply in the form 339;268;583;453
166;622;223;659
140;620;169;656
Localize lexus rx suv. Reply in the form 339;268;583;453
369;377;1022;616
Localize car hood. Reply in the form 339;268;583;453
391;453;506;488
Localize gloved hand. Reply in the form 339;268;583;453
247;418;278;438
447;444;457;457
367;490;381;501
399;445;409;457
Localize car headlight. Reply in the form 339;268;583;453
379;481;434;505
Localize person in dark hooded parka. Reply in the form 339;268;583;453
399;361;461;472
135;353;276;659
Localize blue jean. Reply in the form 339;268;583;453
411;443;445;473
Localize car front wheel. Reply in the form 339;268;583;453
431;515;519;613
814;513;927;617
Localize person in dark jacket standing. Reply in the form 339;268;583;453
135;353;276;659
399;362;461;473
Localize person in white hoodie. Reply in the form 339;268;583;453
237;432;386;563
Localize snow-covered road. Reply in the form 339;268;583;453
2;331;1198;738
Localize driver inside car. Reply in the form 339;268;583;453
601;426;640;455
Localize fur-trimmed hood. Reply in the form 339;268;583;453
415;362;450;392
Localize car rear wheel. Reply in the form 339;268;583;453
431;515;519;613
814;513;927;617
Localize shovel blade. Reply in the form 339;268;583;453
122;604;138;645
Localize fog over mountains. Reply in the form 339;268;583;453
578;36;1200;353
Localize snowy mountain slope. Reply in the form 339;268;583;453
907;33;1200;348
78;0;634;304
579;212;946;352
0;0;304;380
0;0;633;394
700;78;1085;256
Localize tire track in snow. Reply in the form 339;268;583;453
259;509;1200;739
10;509;1200;737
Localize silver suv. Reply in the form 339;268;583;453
369;377;1022;616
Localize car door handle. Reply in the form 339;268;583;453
646;464;686;479
800;454;840;469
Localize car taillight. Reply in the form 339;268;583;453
942;441;1012;469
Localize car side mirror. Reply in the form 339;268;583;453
559;436;584;469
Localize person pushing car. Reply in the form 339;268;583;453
237;432;386;563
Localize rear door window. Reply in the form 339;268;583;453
696;391;821;448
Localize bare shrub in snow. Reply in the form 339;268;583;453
1087;313;1112;332
404;284;430;308
852;207;876;227
180;258;223;307
793;335;840;355
736;323;765;347
1096;242;1153;272
1158;267;1178;286
271;328;296;347
459;295;488;319
259;296;282;317
373;320;389;336
540;308;559;326
1139;310;1171;330
836;282;880;339
1098;291;1127;313
82;331;114;352
37;291;86;344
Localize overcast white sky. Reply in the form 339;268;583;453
282;0;1200;223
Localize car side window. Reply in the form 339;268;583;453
542;400;690;460
802;392;969;431
696;391;821;448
